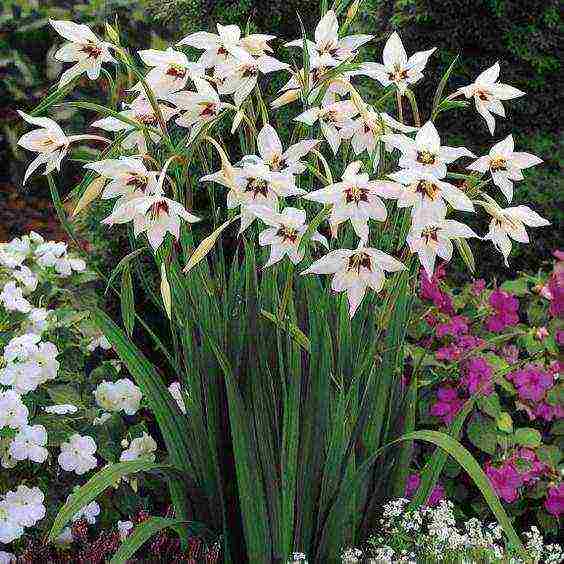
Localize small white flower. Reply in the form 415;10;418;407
94;378;143;415
168;382;187;414
58;434;97;475
25;307;51;335
84;156;159;205
50;19;116;87
0;502;24;544
0;551;16;564
340;109;417;157
215;48;289;107
34;241;85;276
135;47;203;97
286;10;373;67
9;424;49;463
117;519;134;540
458;62;525;135
1;281;32;313
385;168;474;225
253;123;320;175
44;404;78;415
93;412;112;426
72;500;100;524
11;265;38;294
0;390;29;430
295;100;359;154
17;111;108;184
406;219;479;277
5;485;46;527
120;432;157;462
382;121;475;178
53;526;74;546
251;205;328;267
91;96;177;154
304;161;392;242
360;32;436;93
302;245;406;317
2;333;40;363
481;201;550;266
168;78;224;138
467;134;542;202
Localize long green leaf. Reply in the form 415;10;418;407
109;517;207;564
49;460;170;541
121;265;135;336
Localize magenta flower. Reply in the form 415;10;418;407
533;402;564;422
486;462;523;503
430;386;464;424
404;472;445;507
508;365;553;402
544;483;564;517
462;357;493;395
485;289;519;332
514;448;547;484
436;315;469;338
471;279;486;295
500;344;519;364
419;270;454;315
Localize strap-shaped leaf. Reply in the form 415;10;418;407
49;460;171;541
109;517;208;564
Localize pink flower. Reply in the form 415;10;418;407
471;279;486;295
514;448;547;484
404;473;445;507
507;365;553;402
556;330;564;345
462;357;493;395
419;270;454;315
436;316;469;338
485;289;519;332
533;402;564;422
430;386;464;424
486;462;523;503
500;344;519;364
535;327;549;340
544;483;564;517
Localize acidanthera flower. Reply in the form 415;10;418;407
178;24;275;68
9;424;49;463
253;124;320;175
340;108;417;157
17;112;108;184
386;169;474;225
91;96;177;154
102;165;200;251
480;201;550;266
359;32;436;94
304;161;391;242
250;206;327;267
202;161;305;232
467;134;542;202
134;47;203;97
295;100;358;154
50;20;115;87
58;434;98;475
458;62;525;135
84;156;159;204
168;78;224;136
407;219;479;277
4;486;45;528
286;10;373;67
301;245;406;317
382;121;475;178
215;48;289;107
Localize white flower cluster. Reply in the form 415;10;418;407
0;486;46;545
94;378;143;415
16;9;550;318
345;498;563;564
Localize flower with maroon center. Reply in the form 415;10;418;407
385;168;474;225
302;244;405;317
458;62;525;135
304;161;394;243
358;31;436;94
50;19;116;88
468;135;542;202
249;206;327;268
382;120;475;179
406;218;479;277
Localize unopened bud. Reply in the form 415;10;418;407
231;110;245;134
270;89;299;109
105;22;120;45
346;0;360;22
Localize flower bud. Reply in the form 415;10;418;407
270;89;299;109
105;22;120;45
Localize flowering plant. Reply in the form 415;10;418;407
0;232;168;556
10;0;555;561
407;252;563;536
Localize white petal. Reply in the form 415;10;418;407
511;152;542;169
476;62;500;85
505;206;550;227
257;124;283;162
315;10;339;48
415;121;441;153
383;32;407;68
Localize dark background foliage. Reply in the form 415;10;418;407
1;0;561;277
